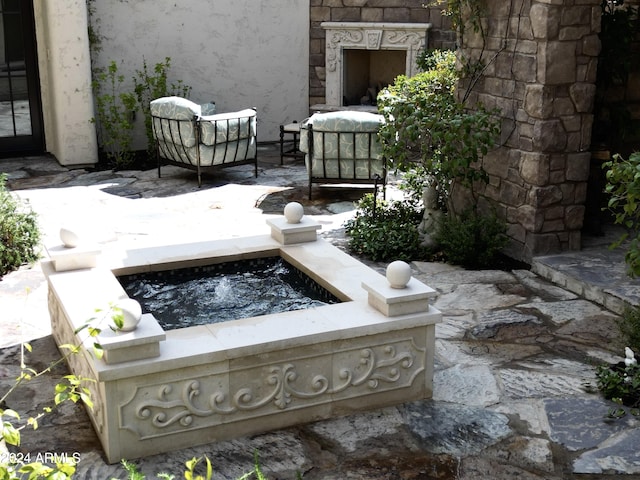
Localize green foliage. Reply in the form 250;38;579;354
428;0;486;41
617;306;640;355
0;174;41;278
0;300;135;479
0;339;91;479
397;166;438;208
91;60;137;168
595;308;640;418
117;451;268;480
87;3;191;166
603;152;640;277
433;207;508;269
344;193;427;262
132;57;192;157
377;50;500;209
596;347;640;419
91;57;192;168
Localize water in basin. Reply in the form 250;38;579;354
118;256;340;330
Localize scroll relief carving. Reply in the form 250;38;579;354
325;29;425;73
124;341;425;434
48;288;106;435
326;30;363;72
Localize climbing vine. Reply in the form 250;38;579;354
429;0;487;46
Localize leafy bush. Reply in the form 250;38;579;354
604;152;640;277
0;174;41;278
594;308;640;418
617;306;640;355
377;50;500;209
596;347;640;419
344;193;427;262
433;207;508;269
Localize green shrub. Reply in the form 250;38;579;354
377;50;500;210
617;306;640;356
433;207;508;269
0;174;41;278
344;193;427;262
595;347;640;417
594;308;640;417
604;152;640;277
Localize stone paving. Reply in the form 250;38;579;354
1;146;640;479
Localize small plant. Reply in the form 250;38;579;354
344;193;427;262
603;152;640;277
132;57;192;158
433;206;508;269
117;451;269;480
74;303;126;360
0;174;41;278
0;302;133;479
1;339;94;479
596;347;640;418
91;60;137;169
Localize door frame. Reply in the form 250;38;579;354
0;0;44;157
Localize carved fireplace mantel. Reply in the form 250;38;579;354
321;22;432;108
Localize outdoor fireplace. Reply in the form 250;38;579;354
321;22;431;108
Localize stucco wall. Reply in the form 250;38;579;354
90;0;310;146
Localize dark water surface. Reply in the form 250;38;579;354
118;256;340;330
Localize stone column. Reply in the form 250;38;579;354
457;0;601;261
33;0;98;166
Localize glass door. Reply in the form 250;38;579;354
0;0;44;157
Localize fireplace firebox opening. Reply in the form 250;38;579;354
343;49;406;106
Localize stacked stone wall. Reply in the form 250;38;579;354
309;1;456;106
456;0;601;261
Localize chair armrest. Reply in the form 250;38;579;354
199;109;257;146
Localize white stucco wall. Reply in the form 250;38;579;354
34;0;98;166
91;0;310;146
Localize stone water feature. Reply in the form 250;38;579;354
43;205;441;463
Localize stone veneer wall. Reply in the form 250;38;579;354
455;0;602;261
309;1;456;106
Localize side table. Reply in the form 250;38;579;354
279;121;304;164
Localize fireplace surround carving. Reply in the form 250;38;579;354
321;22;431;108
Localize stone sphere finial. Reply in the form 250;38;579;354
59;227;80;248
116;298;143;332
284;202;304;224
386;260;412;289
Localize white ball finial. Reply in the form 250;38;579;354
386;261;412;289
115;298;143;332
59;227;80;248
284;202;304;224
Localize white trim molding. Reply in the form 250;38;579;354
321;22;432;107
